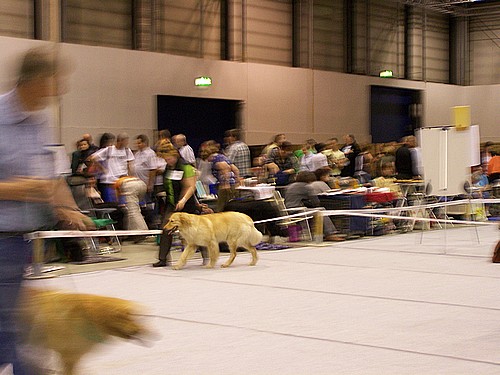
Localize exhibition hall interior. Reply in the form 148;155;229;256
0;1;499;374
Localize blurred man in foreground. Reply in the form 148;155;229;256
0;46;95;374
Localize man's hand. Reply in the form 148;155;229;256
175;199;186;212
198;203;214;215
54;207;96;230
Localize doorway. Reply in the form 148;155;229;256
370;85;422;143
156;95;243;154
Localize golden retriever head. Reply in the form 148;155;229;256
80;296;149;341
164;212;190;235
19;289;156;375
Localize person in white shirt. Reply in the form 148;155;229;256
300;142;328;172
324;137;346;176
172;133;196;165
152;155;167;217
89;132;135;202
153;156;167;194
134;134;158;199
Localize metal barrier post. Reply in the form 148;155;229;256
313;211;323;243
32;238;44;277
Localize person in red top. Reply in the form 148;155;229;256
487;145;500;183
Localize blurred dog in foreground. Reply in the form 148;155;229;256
164;211;262;269
18;288;152;375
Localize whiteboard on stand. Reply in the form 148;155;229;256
416;125;480;196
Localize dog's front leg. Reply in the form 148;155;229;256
203;240;219;268
173;244;197;270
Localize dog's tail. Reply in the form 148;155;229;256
249;226;263;246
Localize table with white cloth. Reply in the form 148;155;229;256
236;184;275;200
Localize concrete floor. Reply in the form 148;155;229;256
19;225;500;374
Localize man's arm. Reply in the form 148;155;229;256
87;150;107;175
0;177;95;230
51;178;96;230
0;177;53;203
147;170;157;192
127;160;135;176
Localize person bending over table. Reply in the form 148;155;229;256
284;172;345;241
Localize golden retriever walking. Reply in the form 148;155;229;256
164;211;262;269
18;288;151;375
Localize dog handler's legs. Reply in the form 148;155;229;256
154;206;174;267
155;233;173;267
199;247;209;266
0;237;31;375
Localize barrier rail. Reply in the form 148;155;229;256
24;197;499;277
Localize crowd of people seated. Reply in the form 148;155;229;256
66;128;499;262
245;133;419;189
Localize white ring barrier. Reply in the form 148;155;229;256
23;196;499;277
253;198;500;226
24;229;163;241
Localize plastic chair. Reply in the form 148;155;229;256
463;181;482;242
66;176;121;253
271;190;313;241
410;182;442;230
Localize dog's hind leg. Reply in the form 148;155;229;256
199;246;209;266
221;241;238;268
173;244;197;270
247;245;258;266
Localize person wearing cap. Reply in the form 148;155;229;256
153;142;201;267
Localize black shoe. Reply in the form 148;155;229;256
153;260;167;267
133;236;147;244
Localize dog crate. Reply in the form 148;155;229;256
318;194;370;236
